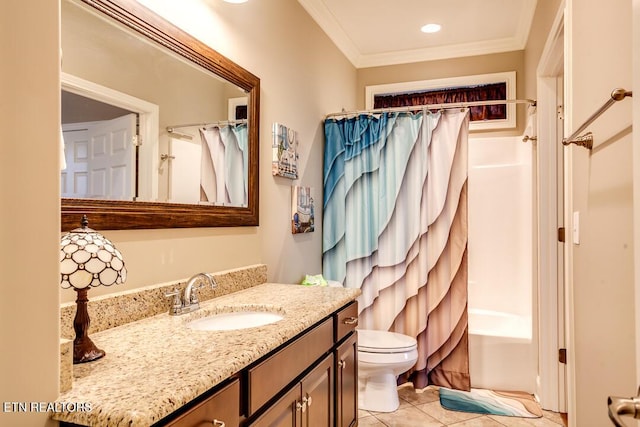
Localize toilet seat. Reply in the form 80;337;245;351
357;329;417;354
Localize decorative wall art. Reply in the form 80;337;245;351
272;123;299;179
291;186;314;234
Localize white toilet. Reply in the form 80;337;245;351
357;329;419;413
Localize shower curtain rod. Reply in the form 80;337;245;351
325;98;536;119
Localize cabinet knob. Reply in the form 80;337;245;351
296;400;307;413
303;395;313;407
338;360;346;369
343;317;358;325
211;420;225;427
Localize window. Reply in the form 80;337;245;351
365;71;516;131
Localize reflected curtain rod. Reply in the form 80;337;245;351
325;98;536;119
166;119;247;133
562;88;632;150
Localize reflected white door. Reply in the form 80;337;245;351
62;113;137;200
61;126;89;198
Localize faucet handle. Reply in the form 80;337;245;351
189;283;204;305
164;288;182;315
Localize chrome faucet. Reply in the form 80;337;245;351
165;272;217;315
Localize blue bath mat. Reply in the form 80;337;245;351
439;387;543;418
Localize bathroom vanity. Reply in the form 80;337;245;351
53;282;359;427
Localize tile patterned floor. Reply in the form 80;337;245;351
358;385;566;427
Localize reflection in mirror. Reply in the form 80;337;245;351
62;0;249;206
61;90;138;200
166;117;248;206
60;0;260;230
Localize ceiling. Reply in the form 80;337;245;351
297;0;538;68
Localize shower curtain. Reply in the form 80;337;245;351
323;109;471;391
200;123;248;206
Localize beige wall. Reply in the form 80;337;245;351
1;1;61;426
356;51;526;136
634;0;640;393
523;0;562;99
566;0;636;425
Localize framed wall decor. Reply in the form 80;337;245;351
291;185;314;234
272;122;299;179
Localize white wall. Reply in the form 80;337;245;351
565;0;636;425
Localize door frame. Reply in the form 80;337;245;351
535;0;570;414
61;72;160;201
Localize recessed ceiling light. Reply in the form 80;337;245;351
421;23;442;34
223;0;248;3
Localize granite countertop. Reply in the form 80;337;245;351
52;283;360;427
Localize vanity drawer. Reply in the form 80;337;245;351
247;316;333;415
164;378;239;427
334;301;358;343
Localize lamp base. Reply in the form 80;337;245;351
72;287;106;364
73;336;106;364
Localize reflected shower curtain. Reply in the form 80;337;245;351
323;109;471;391
200;123;248;206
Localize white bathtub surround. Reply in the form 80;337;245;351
323;109;471;393
467;134;535;393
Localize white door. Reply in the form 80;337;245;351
61;113;137;200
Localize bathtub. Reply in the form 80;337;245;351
468;308;536;393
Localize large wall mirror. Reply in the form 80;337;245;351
60;0;260;230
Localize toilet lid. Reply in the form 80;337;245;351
357;329;417;353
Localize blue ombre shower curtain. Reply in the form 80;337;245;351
323;109;471;391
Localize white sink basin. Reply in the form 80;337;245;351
186;310;284;331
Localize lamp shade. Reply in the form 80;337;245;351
60;216;126;289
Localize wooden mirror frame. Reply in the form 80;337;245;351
61;0;260;231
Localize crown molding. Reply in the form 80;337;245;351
298;0;537;69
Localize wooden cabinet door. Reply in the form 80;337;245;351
248;385;301;427
248;318;333;416
301;354;334;427
335;333;358;427
164;379;240;427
